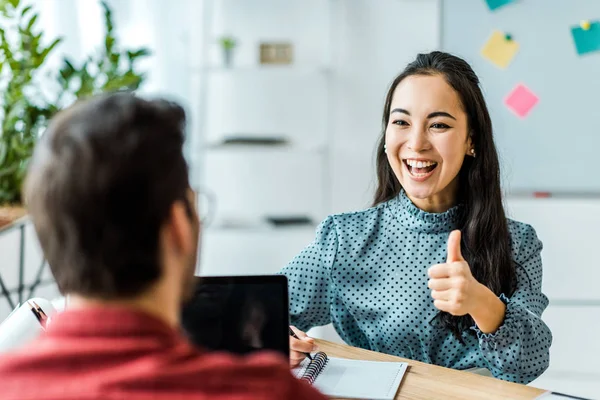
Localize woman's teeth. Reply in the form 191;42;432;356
406;159;436;168
404;159;438;176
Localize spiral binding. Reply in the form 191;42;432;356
300;351;329;385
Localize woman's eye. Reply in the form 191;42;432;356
392;120;408;126
431;123;450;130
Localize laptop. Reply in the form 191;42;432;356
181;275;289;358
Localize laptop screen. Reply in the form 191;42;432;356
181;275;289;358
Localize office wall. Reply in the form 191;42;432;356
442;0;600;193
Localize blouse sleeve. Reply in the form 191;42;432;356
472;223;552;384
279;216;338;333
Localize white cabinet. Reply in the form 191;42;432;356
531;306;600;398
506;197;600;398
506;198;600;301
540;306;600;376
198;226;317;277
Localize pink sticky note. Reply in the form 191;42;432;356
504;84;539;118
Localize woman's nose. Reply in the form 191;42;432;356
406;127;430;152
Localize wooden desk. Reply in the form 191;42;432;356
315;339;546;400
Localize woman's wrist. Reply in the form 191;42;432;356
469;283;506;334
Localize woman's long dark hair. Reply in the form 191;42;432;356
374;51;515;340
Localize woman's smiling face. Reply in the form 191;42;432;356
385;74;473;213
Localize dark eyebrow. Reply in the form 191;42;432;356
390;108;410;116
390;109;456;121
427;111;456;120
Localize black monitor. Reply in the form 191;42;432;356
181;275;289;358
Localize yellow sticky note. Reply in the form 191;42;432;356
480;30;519;69
581;20;591;31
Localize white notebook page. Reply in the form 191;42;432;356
294;357;408;400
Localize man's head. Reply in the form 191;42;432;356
24;92;200;312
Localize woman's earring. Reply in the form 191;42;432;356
384;144;387;154
470;148;476;157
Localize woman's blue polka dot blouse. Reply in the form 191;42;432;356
280;190;552;384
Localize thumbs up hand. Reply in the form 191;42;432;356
427;230;481;316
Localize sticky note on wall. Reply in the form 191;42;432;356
571;20;600;55
484;0;517;11
504;84;539;118
481;31;519;69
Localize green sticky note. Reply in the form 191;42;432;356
484;0;516;11
571;21;600;55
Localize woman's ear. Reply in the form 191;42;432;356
465;133;475;157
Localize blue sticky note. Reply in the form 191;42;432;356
484;0;516;11
571;21;600;55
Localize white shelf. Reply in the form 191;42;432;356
204;142;328;155
206;224;317;233
202;70;330;145
206;213;318;232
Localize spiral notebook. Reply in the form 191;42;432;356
293;351;408;400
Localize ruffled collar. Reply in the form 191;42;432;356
387;189;464;234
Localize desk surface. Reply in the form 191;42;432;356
315;339;546;400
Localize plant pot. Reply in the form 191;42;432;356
222;48;234;67
0;205;27;229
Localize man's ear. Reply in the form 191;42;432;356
166;200;194;256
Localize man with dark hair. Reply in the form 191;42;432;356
0;93;325;400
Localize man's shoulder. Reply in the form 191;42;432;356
0;345;326;400
150;350;327;400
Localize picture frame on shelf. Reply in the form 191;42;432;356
259;42;293;65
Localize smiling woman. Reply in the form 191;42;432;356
280;51;552;385
384;75;471;213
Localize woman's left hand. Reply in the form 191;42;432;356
427;230;481;316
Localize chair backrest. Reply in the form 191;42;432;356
0;298;57;353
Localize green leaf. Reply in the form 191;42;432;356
0;164;18;178
58;57;76;85
0;1;9;15
101;1;114;35
0;29;14;63
25;14;38;32
29;32;41;56
76;63;96;97
0;140;7;165
105;34;115;54
63;58;75;71
127;48;151;60
109;52;119;64
8;0;19;8
36;37;61;66
20;4;31;16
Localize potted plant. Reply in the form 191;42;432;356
0;0;150;228
218;35;237;67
